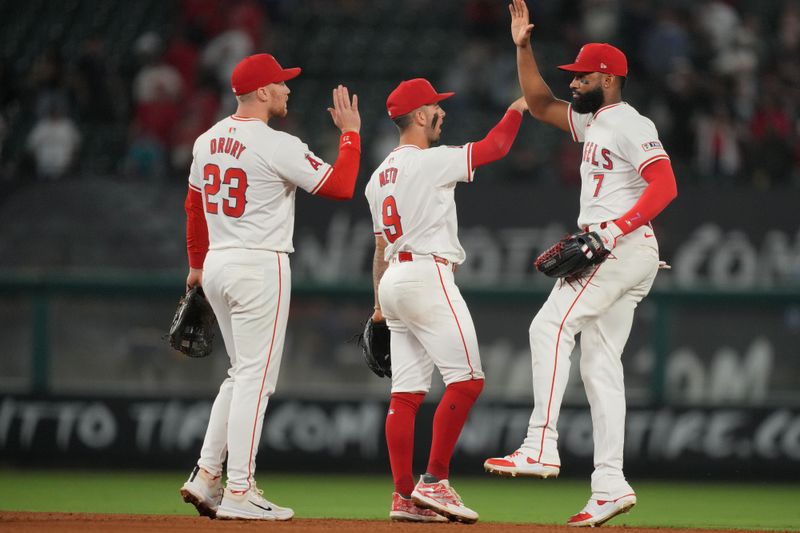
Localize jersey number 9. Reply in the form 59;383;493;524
382;196;403;243
203;163;248;218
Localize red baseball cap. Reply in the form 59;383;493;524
386;78;454;119
557;43;628;77
231;53;301;96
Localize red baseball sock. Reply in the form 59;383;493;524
386;392;425;496
426;379;484;480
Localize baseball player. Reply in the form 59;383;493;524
484;1;678;528
366;78;527;523
178;53;361;520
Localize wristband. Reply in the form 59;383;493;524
340;131;361;152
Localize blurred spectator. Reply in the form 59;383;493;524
651;60;698;167
697;1;740;54
747;89;794;187
26;102;81;180
641;6;690;80
442;41;493;108
171;73;221;173
27;46;74;120
164;27;201;90
200;23;254;99
134;84;181;147
229;0;267;49
132;33;183;104
181;0;227;41
695;104;741;183
580;0;619;42
0;0;798;189
123;127;167;181
69;34;118;124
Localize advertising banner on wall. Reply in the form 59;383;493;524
291;183;800;289
2;395;798;480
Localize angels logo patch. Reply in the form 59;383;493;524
305;153;322;170
642;141;662;151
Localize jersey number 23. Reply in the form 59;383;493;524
203;163;248;218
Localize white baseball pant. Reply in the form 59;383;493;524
521;225;659;500
195;249;291;493
379;253;484;392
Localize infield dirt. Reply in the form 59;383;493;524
0;512;761;533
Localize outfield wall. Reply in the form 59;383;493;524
2;394;799;480
1;183;798;479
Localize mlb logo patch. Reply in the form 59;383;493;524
642;141;662;151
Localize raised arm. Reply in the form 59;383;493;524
314;85;362;200
510;0;570;132
470;97;527;169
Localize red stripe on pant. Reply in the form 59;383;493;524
245;252;282;491
434;262;475;378
537;266;600;463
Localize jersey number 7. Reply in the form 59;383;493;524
382;196;403;243
204;163;248;218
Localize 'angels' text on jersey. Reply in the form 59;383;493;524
568;102;669;228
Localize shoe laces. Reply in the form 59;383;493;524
448;485;464;505
239;482;267;503
426;482;463;505
251;484;266;499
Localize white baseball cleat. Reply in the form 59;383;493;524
215;484;294;521
180;466;223;519
483;449;561;478
389;492;448;522
567;493;637;527
411;477;479;524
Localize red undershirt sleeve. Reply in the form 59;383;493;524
314;131;361;200
185;187;209;269
614;158;678;235
470;109;523;169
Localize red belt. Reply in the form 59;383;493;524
397;252;456;272
582;221;653;232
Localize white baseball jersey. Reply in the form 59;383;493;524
567;102;670;229
188;115;335;253
364;143;474;265
505;101;667;504
187;114;337;494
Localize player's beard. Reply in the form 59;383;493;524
571;86;604;114
274;100;289;118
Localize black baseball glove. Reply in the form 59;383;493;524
168;286;216;358
356;317;391;378
534;231;610;280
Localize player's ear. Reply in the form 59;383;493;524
412;107;427;127
256;85;270;103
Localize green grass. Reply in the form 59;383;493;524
1;470;798;530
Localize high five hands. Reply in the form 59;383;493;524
328;85;361;134
509;0;534;47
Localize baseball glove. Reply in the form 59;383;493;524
168;286;216;358
534;230;610;279
356;317;391;378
